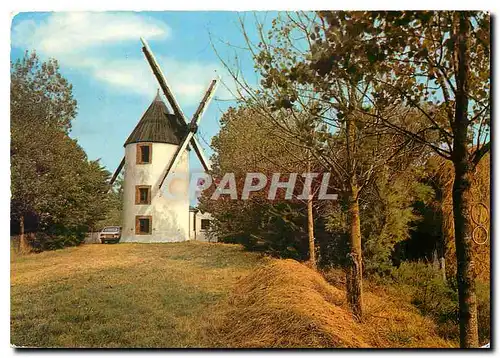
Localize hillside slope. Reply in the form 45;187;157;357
211;260;455;348
11;242;264;348
11;242;455;348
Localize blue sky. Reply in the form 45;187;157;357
10;11;275;174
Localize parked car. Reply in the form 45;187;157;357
99;226;121;244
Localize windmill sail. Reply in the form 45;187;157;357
159;79;218;188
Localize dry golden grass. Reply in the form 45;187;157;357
211;260;456;348
11;242;265;348
12;242;456;348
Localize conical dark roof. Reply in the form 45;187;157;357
124;93;187;146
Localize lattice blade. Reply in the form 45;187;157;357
140;37;187;122
159;131;195;189
190;135;212;172
109;157;125;187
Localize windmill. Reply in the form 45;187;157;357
108;38;218;243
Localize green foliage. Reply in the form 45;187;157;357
380;262;490;344
363;175;431;274
323;165;433;274
310;11;490;143
10;51;118;250
203;199;308;259
391;262;457;322
199;105;316;259
476;281;491;344
321;201;349;267
30;226;86;251
95;175;124;229
400;154;491;281
247;13;434;282
304;12;490;345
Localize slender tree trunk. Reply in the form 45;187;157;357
307;193;316;269
432;244;446;282
439;257;447;282
306;157;316;269
19;215;31;255
344;93;363;320
346;184;363;320
438;232;447;282
432;248;439;270
452;163;479;347
452;13;479;348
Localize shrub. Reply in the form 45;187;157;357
29;226;86;251
476;281;491;345
385;262;490;344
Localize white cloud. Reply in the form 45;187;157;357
12;12;170;55
88;56;224;107
11;12;234;107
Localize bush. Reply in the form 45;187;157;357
389;262;456;328
29;226;86;252
476;281;491;345
385;262;490;344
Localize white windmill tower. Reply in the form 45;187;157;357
108;38;217;243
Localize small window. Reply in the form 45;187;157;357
135;216;152;235
137;143;152;164
135;185;151;205
200;219;210;231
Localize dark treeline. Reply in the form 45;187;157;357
10;51;122;253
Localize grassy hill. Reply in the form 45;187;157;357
11;242;455;348
11;242;264;348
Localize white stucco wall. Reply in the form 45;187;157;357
121;142;190;243
189;210;196;240
189;211;215;242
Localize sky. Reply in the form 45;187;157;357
10;11;274;174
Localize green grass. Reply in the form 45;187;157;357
11;242;265;348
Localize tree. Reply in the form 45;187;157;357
215;12;428;319
358;164;433;275
11;51;116;251
308;11;490;346
199;105;324;262
11;51;77;252
96;174;124;229
423;154;490;284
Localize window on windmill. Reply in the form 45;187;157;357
135;216;152;235
140;188;148;203
200;219;210;230
137;143;152;164
135;185;151;205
